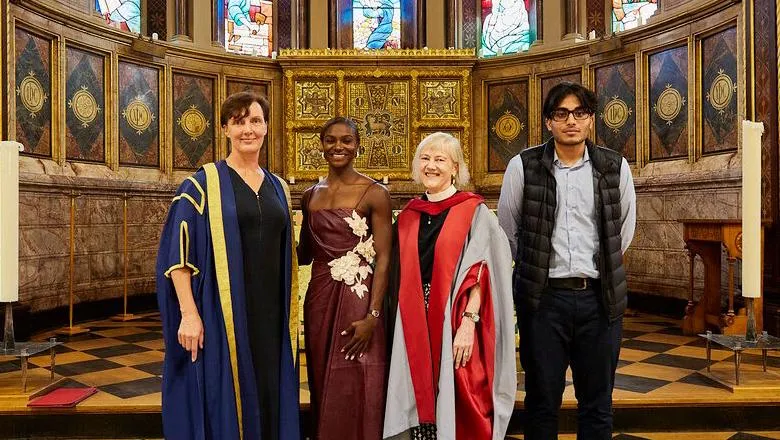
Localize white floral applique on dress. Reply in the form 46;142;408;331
328;210;376;298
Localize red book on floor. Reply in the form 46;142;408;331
28;387;98;407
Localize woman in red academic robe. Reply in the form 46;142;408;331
383;132;516;440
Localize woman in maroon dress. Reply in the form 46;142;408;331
297;117;392;439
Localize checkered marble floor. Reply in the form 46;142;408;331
0;313;779;413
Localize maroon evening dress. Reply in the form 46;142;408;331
301;207;387;440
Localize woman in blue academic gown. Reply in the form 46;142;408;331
156;91;300;440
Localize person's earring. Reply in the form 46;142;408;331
355;149;361;159
451;174;456;185
320;150;325;159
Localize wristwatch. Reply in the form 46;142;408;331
368;309;380;319
462;311;480;323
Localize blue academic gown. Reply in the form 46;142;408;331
156;160;300;440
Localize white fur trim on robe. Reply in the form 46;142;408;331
383;204;517;440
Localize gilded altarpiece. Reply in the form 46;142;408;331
285;68;471;180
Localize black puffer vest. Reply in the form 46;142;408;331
513;138;627;322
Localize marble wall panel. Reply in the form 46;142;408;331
539;72;581;143
630;222;666;249
624;248;666;277
74;255;91;285
19;194;69;226
65;46;105;162
595;60;636;162
90;253;121;280
127;224;164;250
19;257;69;290
663;191;739;220
19;227;69;258
636;195;664;221
128;250;157;277
77;197;123;225
75;225;121;253
173;73;215;170
701;27;738;154
15;27;53;157
648;46;689;161
487;79;529;172
127;198;170;224
118;61;160;167
226;79;270;168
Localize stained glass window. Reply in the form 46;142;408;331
353;0;401;50
612;0;658;33
225;0;273;56
480;0;531;57
95;0;141;33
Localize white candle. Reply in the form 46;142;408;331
589;30;597;40
151;32;159;41
382;176;389;184
288;175;295;185
0;141;23;302
741;120;764;298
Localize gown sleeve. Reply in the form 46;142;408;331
158;175;209;291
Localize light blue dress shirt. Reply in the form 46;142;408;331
497;148;636;279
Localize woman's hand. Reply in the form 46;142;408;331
178;310;204;362
340;317;378;360
453;319;475;369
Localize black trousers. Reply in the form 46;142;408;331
519;285;623;440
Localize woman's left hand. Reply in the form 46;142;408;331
453;320;475;369
341;317;377;360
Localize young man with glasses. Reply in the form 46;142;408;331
497;82;636;439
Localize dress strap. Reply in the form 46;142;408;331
354;180;378;209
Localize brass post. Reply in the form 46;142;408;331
114;193;137;321
56;191;89;335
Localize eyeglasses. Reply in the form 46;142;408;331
549;108;592;122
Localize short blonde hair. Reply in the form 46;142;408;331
411;132;470;186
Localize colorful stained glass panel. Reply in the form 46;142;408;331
225;0;273;56
353;0;401;49
612;0;658;33
480;0;531;57
95;0;141;33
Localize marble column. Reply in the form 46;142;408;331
172;0;193;42
562;0;584;42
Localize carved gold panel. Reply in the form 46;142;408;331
419;80;461;120
294;80;336;121
347;80;410;172
295;131;327;171
284;68;470;181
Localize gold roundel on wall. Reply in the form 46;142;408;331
17;72;47;116
655;84;683;123
69;86;99;127
123;98;155;134
707;69;734;112
178;105;209;140
602;97;631;131
493;111;524;142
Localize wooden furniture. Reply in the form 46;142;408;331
679;219;764;335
